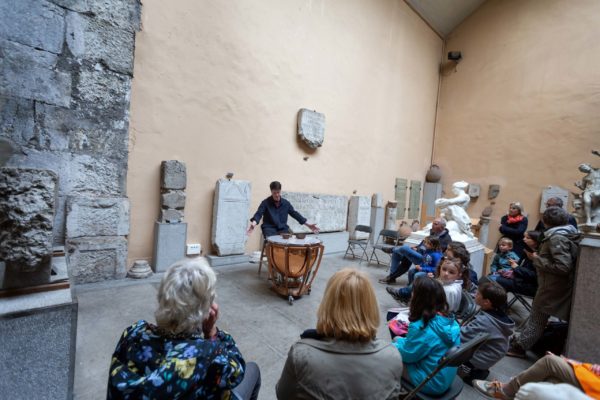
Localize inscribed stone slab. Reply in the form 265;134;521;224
66;236;127;283
540;186;569;213
297;109;325;148
211;179;250;256
468;183;481;198
408;180;422;220
282;192;348;233
348;196;371;240
395;178;407;219
153;222;187;272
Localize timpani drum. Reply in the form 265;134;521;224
265;235;325;305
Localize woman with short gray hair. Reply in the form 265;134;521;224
107;257;261;400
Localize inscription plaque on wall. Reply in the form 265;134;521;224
408;180;422;219
297;109;325;148
282;192;348;233
395;178;408;220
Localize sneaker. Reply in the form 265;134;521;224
378;276;396;284
386;287;403;300
506;343;526;358
472;380;510;399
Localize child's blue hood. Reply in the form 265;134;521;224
429;314;461;346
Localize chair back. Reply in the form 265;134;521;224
354;224;372;234
457;290;479;326
403;332;490;400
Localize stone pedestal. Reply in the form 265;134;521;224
422;182;442;223
0;285;77;399
404;232;485;277
347;196;371;240
565;234;600;363
153;222;187;272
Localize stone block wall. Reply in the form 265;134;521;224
0;0;141;283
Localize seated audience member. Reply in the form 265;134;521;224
406;236;443;284
379;218;451;284
508;207;581;358
488;238;520;281
499;202;528;259
535;197;578;232
445;241;478;292
107;258;261;400
387;257;464;313
495;231;540;297
276;268;403;400
393;277;461;396
473;353;600;399
459;283;514;384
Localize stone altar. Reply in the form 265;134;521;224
282;192;348;233
211;179;251;256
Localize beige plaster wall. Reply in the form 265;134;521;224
433;0;600;248
127;0;443;263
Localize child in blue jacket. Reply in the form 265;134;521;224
394;277;461;395
407;236;443;284
489;237;519;280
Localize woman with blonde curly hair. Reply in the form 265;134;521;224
107;258;261;400
276;268;403;399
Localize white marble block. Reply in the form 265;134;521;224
211;179;251;256
348;196;371;239
282;192;348;233
540;186;569;212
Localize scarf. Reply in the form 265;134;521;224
507;214;524;224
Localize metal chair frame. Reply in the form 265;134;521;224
344;224;372;263
368;229;402;266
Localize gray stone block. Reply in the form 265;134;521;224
211;179;250;256
71;154;125;195
0;287;77;400
0;0;65;54
66;236;127;283
0;96;35;147
153;222;187;272
206;254;249;268
159;208;184;223
66;11;136;75
0;40;72;107
161;160;186;190
566;234;600;363
50;0;142;32
66;195;130;238
161;190;186;210
297;108;325;148
0;168;57;276
74;66;131;111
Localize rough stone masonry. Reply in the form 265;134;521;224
0;0;142;283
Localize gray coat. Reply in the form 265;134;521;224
461;310;514;370
532;225;581;321
276;337;403;400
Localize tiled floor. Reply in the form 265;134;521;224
74;254;534;399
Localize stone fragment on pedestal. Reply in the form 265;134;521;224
153;222;187;272
127;260;153;279
211;179;250;256
370;193;385;244
160;160;186;190
385;201;398;230
422;182;442;222
159;208;184;223
66;196;130;238
0;167;57;288
65;236;127;283
348;196;371;240
161;190;186;209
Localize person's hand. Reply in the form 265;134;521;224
508;258;518;268
202;303;219;339
305;222;320;234
427;272;434;278
415;265;422;271
246;223;256;235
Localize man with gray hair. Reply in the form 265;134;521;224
378;217;452;284
534;197;577;232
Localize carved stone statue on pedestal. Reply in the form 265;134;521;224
434;181;474;240
575;151;600;227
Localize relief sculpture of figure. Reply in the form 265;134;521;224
434;181;474;239
575;150;600;226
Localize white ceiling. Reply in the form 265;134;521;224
404;0;487;38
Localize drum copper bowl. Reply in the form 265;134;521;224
280;233;292;239
296;233;306;239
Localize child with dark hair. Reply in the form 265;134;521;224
445;241;478;292
394;277;460;396
407;235;443;284
460;283;515;384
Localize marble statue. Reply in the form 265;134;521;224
575;151;600;226
434;181;474;239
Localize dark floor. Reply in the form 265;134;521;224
74;253;535;399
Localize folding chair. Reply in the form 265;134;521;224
344;224;372;262
456;290;479;326
401;332;490;400
507;292;533;313
368;229;401;266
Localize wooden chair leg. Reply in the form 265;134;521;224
258;239;267;275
